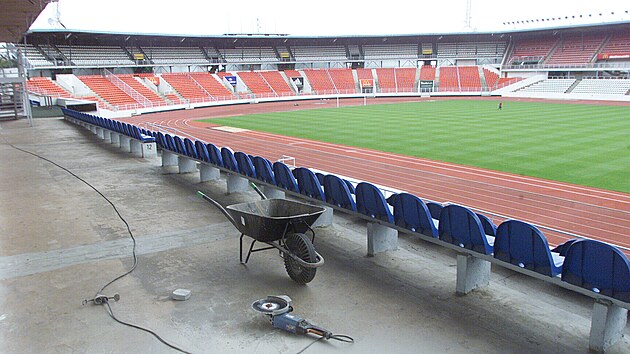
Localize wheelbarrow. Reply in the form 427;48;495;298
197;190;326;284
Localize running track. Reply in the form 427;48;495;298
121;97;630;250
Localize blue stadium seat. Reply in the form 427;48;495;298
388;193;437;237
207;143;223;167
315;172;325;185
438;204;494;255
183;138;198;159
156;132;167;149
235;151;256;178
195;140;210;162
294;167;325;201
476;213;497;236
273;162;299;193
344;179;356;194
165;134;177;152
323;174;357;211
355;182;394;223
253;156;275;185
220;147;239;172
426;202;444;220
561;239;630;302
494;220;563;277
173;136;187;155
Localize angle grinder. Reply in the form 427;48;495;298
251;295;353;343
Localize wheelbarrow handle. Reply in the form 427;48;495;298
196;191;238;228
249;182;267;200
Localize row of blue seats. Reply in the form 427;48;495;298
61;108;156;143
153;131;630;304
61;109;630;305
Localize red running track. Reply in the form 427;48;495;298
122;97;630;250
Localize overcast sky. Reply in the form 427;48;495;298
30;0;630;36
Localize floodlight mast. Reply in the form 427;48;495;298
465;0;472;30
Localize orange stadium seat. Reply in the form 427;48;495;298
260;71;294;96
78;75;140;108
238;71;275;97
188;73;235;100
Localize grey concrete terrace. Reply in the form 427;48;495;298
0;116;628;353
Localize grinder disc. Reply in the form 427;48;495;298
251;295;291;315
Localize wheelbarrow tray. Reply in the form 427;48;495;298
225;199;325;242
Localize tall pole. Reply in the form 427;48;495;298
465;0;472;30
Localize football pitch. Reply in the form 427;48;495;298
200;100;630;194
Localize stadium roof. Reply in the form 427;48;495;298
23;21;630;47
28;0;630;37
1;0;51;42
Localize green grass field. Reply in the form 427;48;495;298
200;100;630;193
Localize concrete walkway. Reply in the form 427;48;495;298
0;117;628;353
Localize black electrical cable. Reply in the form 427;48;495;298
4;140;191;354
104;300;192;354
296;333;354;354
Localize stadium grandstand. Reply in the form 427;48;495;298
13;21;629;116
2;1;630;353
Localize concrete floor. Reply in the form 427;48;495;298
0;117;628;353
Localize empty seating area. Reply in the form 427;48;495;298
508;37;558;64
161;73;211;101
546;34;606;64
116;75;168;106
327;69;356;93
20;45;53;67
78;75;139;107
364;44;417;59
598;33;630;56
188;73;235;100
27;77;71;97
291;46;347;61
457;66;481;91
375;68;396;92
571;78;630;95
302;69;336;94
143;47;208;64
259;71;294;96
518;79;576;93
394;68;416;92
238;71;275;96
437;42;506;58
419;66;436;81
483;68;499;89
219;47;277;62
438;66;458;91
356;68;374;81
56;45;133;66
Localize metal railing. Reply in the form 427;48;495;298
102;69;152;108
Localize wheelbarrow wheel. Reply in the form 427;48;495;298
284;233;317;284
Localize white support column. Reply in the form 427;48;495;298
109;132;120;145
226;173;249;194
262;185;285;199
141;142;157;158
367;222;397;256
103;130;111;141
119;136;131;152
178;156;197;173
199;164;220;182
89;125;96;134
456;254;491;295
161;150;178;167
96;127;105;139
589;299;628;352
130;140;142;157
